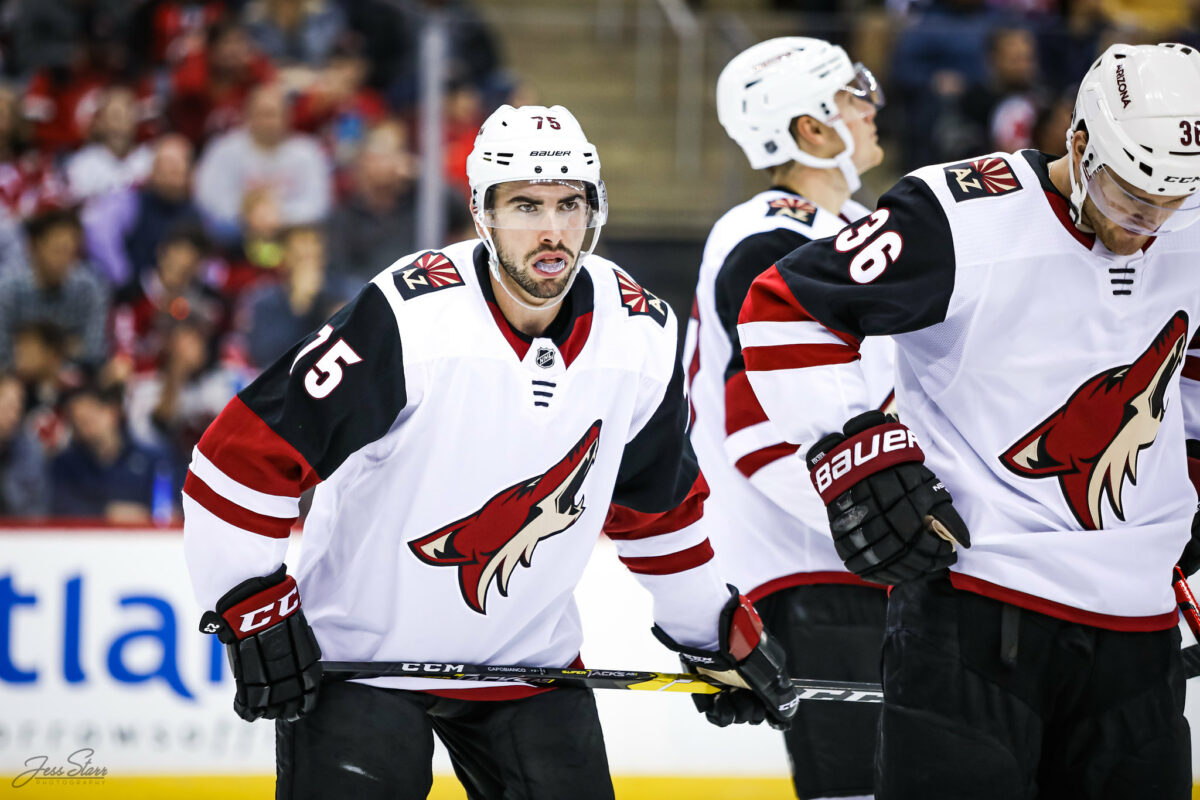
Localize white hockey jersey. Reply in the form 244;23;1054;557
684;189;894;600
740;151;1200;629
183;240;730;695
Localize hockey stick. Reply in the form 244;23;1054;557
1172;567;1200;679
321;661;883;704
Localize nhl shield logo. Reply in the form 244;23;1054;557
766;196;817;223
944;157;1022;202
535;346;556;368
615;270;668;327
394;251;465;300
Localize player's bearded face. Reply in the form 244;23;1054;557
495;237;579;299
488;180;590;302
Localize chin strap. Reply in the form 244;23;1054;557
781;117;861;195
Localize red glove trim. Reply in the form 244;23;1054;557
809;422;924;504
220;575;301;640
727;596;764;662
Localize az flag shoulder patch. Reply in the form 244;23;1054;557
944;157;1022;202
765;196;817;223
615;270;669;327
394;251;465;300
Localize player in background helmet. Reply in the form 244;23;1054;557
737;41;1200;799
184;101;798;799
685;37;889;800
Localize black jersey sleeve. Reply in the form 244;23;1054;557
611;355;699;515
763;176;957;340
715;229;812;379
605;354;713;576
239;283;408;479
183;283;408;538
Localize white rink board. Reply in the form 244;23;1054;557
0;530;1195;776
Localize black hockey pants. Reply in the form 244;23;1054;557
878;574;1190;800
276;679;615;799
755;582;887;799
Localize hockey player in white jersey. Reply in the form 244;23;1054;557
739;43;1200;798
182;104;798;799
684;37;889;800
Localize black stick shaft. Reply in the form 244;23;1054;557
320;660;883;703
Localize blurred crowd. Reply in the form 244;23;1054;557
0;0;504;523
867;0;1200;171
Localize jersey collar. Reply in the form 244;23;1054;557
473;243;595;367
1022;149;1156;254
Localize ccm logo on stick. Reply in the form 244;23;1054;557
812;428;919;494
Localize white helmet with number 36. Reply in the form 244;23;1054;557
466;104;608;307
1069;42;1200;235
716;37;883;193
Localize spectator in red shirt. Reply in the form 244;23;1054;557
168;19;276;146
126;0;231;74
0;86;70;221
110;222;228;376
291;33;386;193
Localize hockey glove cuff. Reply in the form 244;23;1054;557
806;410;970;586
651;586;798;730
199;565;322;723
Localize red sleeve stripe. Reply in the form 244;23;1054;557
739;264;858;344
734;442;800;479
619;540;715;575
737;264;805;325
183;471;296;539
196;397;320;497
190;447;300;517
724;371;769;435
605;473;708;541
742;342;860;372
1184;355;1200;382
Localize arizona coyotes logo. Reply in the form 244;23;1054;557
945;156;1022;202
615;270;668;327
1000;312;1189;529
409;421;602;613
766;197;816;223
394;251;464;300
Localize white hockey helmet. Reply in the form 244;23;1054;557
466;104;608;308
716;37;883;192
1068;42;1200;236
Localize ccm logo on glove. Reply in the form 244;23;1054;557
810;423;923;502
220;576;302;638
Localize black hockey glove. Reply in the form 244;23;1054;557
199;565;322;722
652;587;798;730
806;410;970;586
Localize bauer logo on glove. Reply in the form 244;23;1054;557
806;411;970;585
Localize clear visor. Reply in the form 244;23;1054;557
844;63;884;109
1086;165;1200;236
481;179;605;231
